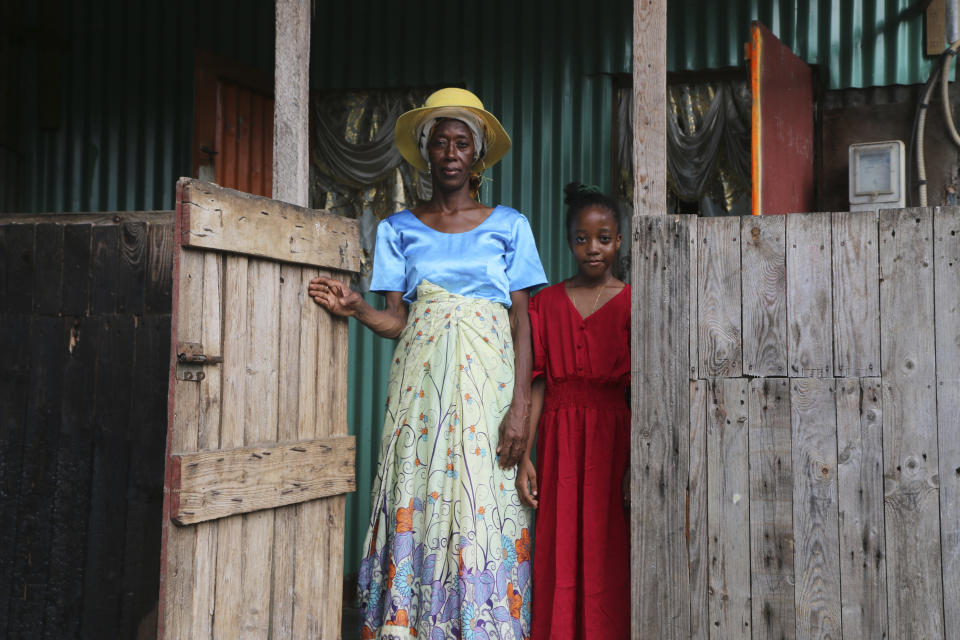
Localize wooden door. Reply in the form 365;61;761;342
157;179;361;639
747;22;815;215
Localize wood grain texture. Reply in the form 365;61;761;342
270;263;304;637
787;213;833;378
632;215;691;639
632;0;667;216
706;378;750;639
747;378;795;640
169;437;356;525
791;378;841;639
832;211;880;377
879;208;944;639
160;246;203;639
698;216;742;377
836;377;888;638
935;206;960;640
684;215;699;378
273;0;311;207
741;215;787;376
239;257;280;638
294;267;325;638
688;381;709;640
212;254;248;640
179;178;361;273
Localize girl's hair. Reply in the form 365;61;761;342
563;182;620;239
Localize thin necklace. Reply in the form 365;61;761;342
590;285;605;315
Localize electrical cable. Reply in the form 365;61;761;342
914;42;960;206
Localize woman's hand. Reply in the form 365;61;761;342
516;456;539;508
308;276;362;317
496;404;528;468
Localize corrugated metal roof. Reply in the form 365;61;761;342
667;0;935;88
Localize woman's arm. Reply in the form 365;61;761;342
516;378;544;508
308;276;407;339
496;289;532;468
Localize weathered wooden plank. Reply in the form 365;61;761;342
688;381;709;640
60;224;91;315
324;272;352;639
90;225;118;314
169;436;356;525
879;207;944;639
117;221;147;314
0;210;174;226
0;314;30;638
791;377;841;639
273;0;311;207
146;222;174;313
632;0;667;216
33;223;64;315
632;215;691;639
271;263;304;636
747;377;795;639
43;315;98;640
190;251;223;638
8;316;64;634
1;224;35;313
741;215;787;376
121;313;169;639
179;178;361;272
698;216;742;377
81;315;135;639
832;210;880;377
836;377;888;638
294;266;325;638
238;257;280;638
935;206;960;640
212;254;248;640
683;215;699;378
159;245;203;640
786;213;833;378
706;378;750;639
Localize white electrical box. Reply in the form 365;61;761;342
848;140;905;212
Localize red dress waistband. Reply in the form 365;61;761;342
542;378;628;412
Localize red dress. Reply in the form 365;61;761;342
528;282;631;640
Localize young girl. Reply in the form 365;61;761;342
516;183;631;640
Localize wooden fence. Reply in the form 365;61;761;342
633;207;960;639
0;212;174;639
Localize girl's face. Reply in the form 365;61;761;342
569;206;621;279
427;119;475;192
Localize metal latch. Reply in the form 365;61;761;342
176;342;222;381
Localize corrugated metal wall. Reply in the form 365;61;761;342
9;0;274;213
667;0;934;88
6;0;943;577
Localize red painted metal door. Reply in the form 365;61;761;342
747;22;815;215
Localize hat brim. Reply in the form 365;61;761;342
394;105;511;173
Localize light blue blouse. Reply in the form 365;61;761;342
369;206;547;307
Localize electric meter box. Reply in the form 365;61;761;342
848;140;905;212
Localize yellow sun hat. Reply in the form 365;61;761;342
394;88;511;173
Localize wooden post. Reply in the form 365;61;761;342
273;0;311;206
632;0;691;639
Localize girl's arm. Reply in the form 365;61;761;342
496;289;533;468
308;276;408;339
516;378;544;508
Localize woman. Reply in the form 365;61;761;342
309;88;546;640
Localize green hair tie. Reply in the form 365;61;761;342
577;184;602;194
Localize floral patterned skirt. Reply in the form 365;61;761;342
358;281;532;640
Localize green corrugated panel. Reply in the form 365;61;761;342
667;0;935;88
316;0;631;576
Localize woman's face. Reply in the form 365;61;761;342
569;206;621;279
427;119;475;192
